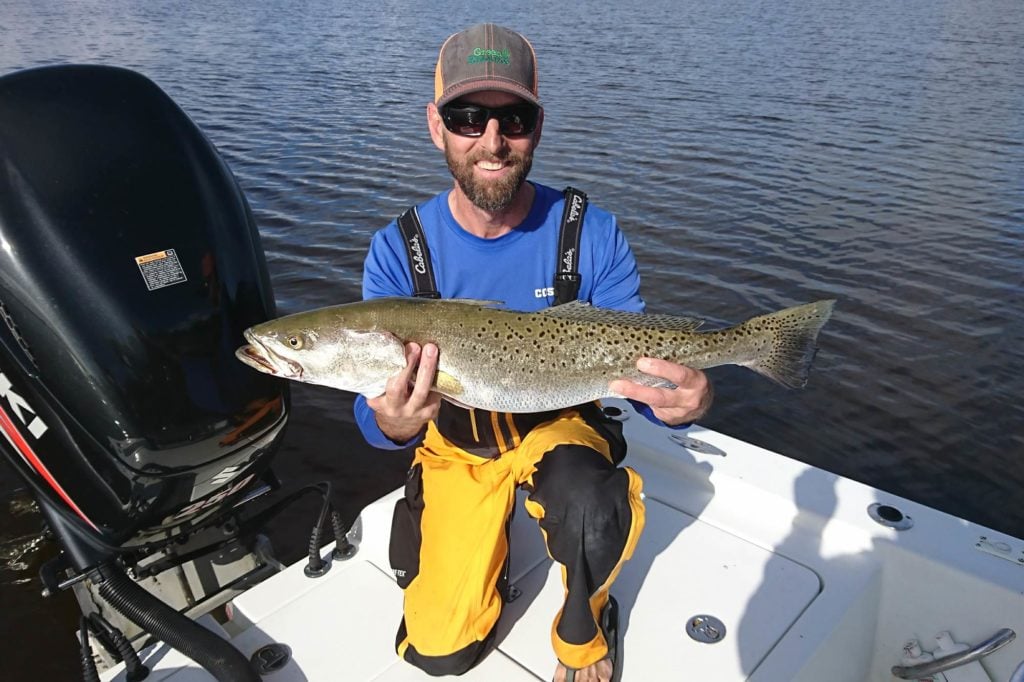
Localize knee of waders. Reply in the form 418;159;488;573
528;445;634;557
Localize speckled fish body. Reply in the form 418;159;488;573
235;298;835;413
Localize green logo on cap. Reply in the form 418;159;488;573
468;47;510;65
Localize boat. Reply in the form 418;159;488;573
1;65;1021;682
93;397;1024;682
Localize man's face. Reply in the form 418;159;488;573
430;91;542;212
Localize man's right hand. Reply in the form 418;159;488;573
367;342;442;444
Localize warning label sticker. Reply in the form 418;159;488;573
135;249;187;291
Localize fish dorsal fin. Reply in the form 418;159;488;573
446;299;504;308
539;301;704;331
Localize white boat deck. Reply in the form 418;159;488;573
101;400;1024;681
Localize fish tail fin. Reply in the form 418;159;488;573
744;300;836;388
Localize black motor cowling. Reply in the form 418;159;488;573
0;64;288;568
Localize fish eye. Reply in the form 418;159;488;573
287;335;304;350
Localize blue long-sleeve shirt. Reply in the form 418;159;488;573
355;182;672;449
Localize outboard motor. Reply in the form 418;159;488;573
0;65;290;679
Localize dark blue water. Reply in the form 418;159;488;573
1;0;1022;678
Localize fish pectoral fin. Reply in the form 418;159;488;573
435;371;471;409
540;301;704;331
434;370;465;396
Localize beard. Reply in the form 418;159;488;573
443;136;534;212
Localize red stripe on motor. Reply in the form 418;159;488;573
0;405;100;532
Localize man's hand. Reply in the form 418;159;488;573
609;358;713;426
367;342;442;443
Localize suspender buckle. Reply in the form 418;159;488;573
553;272;581;306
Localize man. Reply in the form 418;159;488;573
354;24;711;682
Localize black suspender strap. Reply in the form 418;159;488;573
553;186;588;305
396;207;441;299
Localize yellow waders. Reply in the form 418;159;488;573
389;403;645;675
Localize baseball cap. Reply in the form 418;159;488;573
434;24;540;108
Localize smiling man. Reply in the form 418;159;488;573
353;24;712;682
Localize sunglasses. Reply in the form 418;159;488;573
439;101;540;137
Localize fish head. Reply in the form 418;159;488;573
236;324;310;380
235;311;406;398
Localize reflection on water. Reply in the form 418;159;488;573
0;495;44;583
1;0;1022;678
0;490;80;678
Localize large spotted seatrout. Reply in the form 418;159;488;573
235;297;835;413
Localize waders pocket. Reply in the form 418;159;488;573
389;464;424;589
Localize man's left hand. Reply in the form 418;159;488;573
609;358;713;426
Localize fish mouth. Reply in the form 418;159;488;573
235;332;303;379
235;344;278;373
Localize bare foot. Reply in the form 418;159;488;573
552;656;613;682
